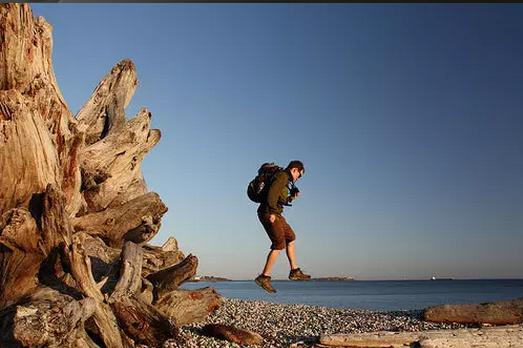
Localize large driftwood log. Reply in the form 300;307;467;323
319;325;523;348
0;4;221;347
424;298;523;325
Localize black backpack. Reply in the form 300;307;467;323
247;162;283;203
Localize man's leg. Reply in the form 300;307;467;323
256;213;285;293
256;248;280;293
262;249;281;276
285;240;299;270
285;240;311;280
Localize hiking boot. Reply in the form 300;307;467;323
289;268;311;281
255;274;276;293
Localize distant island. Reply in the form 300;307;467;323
312;276;354;282
189;276;232;282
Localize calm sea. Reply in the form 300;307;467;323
181;279;523;311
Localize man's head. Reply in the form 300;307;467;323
286;160;305;182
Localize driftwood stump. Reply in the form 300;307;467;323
0;4;221;347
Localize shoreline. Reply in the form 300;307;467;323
194;278;523;282
166;297;472;347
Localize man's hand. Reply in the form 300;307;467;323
269;214;276;223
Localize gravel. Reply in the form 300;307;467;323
163;298;471;348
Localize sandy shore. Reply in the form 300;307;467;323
165;298;470;347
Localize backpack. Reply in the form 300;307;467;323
247;162;283;203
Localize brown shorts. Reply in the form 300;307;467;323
257;212;296;250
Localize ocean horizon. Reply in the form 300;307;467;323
181;279;523;311
224;277;523;281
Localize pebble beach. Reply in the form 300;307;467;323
165;298;470;348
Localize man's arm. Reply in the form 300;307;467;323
266;172;287;215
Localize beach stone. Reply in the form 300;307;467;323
201;323;263;346
319;325;523;348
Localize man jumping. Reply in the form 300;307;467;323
255;160;311;293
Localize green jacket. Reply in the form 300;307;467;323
258;170;292;215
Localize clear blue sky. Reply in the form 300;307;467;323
32;4;523;280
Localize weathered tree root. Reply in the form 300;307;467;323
0;4;220;347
